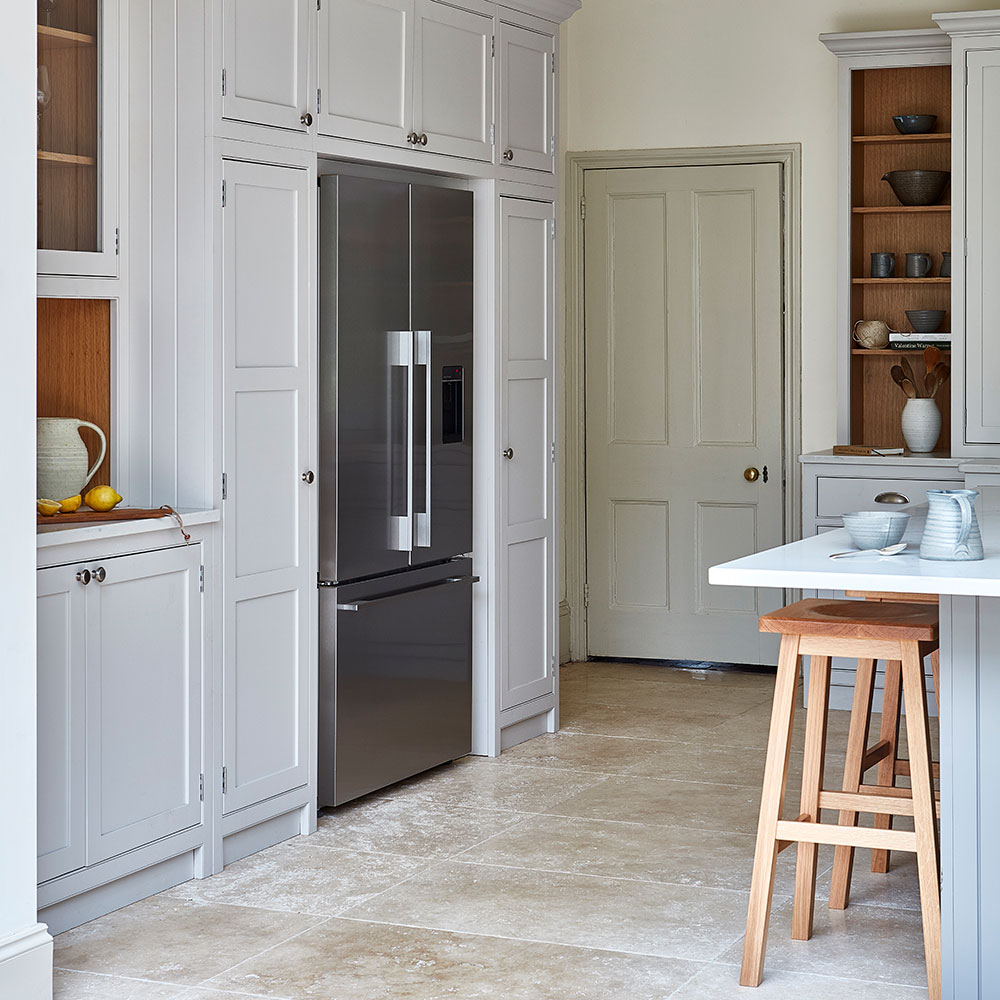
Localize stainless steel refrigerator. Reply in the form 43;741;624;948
317;173;475;808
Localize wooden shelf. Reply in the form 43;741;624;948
37;150;96;167
852;132;951;144
852;348;951;356
852;205;950;214
37;24;97;49
852;277;950;284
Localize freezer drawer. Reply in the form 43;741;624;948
319;560;475;807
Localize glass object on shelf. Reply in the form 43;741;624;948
36;0;100;254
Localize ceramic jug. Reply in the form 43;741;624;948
920;489;985;561
36;417;107;501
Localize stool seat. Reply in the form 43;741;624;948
760;598;938;641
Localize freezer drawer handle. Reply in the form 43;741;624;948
336;574;480;612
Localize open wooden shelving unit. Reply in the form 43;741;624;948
849;64;952;451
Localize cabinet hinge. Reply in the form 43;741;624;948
551;217;556;240
552;52;556;74
583;582;590;607
580;196;586;221
114;227;120;255
491;34;495;58
221;179;226;208
551;441;556;462
199;773;205;802
550;134;556;155
221;67;226;97
490;122;495;145
221;472;228;500
199;565;205;593
222;766;228;795
317;0;321;9
317;88;322;114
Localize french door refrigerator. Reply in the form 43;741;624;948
317;174;476;807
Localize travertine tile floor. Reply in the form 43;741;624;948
54;661;935;999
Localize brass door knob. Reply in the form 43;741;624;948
744;467;760;482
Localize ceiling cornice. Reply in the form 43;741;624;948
933;10;1000;36
819;27;949;56
498;0;582;24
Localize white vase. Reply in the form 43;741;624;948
900;397;941;453
36;417;107;500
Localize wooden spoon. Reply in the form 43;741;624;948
929;362;951;398
900;377;917;399
924;368;940;399
899;354;917;388
890;364;907;393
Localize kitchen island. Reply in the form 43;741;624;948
709;513;999;999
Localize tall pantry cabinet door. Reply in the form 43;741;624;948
497;22;554;173
85;547;202;863
498;197;556;710
317;0;414;146
36;566;87;883
965;50;1000;445
221;0;312;132
222;158;313;814
412;0;494;161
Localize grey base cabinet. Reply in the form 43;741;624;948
37;544;203;883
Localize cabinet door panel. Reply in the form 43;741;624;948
221;0;311;131
499;198;556;709
318;0;413;145
36;567;87;883
498;22;554;173
413;0;493;161
223;157;313;814
86;546;202;864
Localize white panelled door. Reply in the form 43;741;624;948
222;157;313;814
584;164;785;664
499;197;556;709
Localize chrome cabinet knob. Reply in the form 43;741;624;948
76;569;91;585
503;148;514;161
93;566;106;583
744;467;760;482
502;448;514;460
300;112;313;127
301;470;315;484
419;133;428;146
407;131;419;144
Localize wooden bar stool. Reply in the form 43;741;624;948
741;598;941;999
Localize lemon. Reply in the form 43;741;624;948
59;494;82;513
84;485;123;512
37;498;62;516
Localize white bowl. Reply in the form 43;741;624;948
841;511;911;550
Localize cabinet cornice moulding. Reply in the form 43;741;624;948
933;10;1000;36
819;27;949;56
498;0;581;24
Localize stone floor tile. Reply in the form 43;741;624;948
497;732;667;775
53;970;190;999
559;702;737;742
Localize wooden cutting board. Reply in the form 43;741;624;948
37;507;171;526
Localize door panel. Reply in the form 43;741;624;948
413;0;493;161
500;197;555;710
498;22;554;173
223;157;312;814
36;567;87;882
221;0;311;131
86;547;201;863
318;0;413;146
585;164;785;663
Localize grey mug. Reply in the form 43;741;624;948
905;252;933;278
871;252;895;278
940;251;952;278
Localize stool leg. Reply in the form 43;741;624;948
741;633;802;987
829;657;876;910
793;654;831;940
871;659;903;874
901;642;942;1000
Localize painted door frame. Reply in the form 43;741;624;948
563;144;802;663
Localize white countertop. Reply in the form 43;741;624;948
709;511;1000;598
36;507;220;549
799;449;960;468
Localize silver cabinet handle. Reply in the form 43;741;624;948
337;574;480;612
414;330;432;548
407;131;419;144
300;112;313;127
875;491;909;504
502;448;514;460
389;330;415;552
93;566;106;583
419;133;428;146
503;149;514;161
76;569;91;585
301;470;315;484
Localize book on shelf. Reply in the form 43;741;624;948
889;331;951;349
832;445;905;457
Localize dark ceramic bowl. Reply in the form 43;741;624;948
892;114;938;135
882;169;951;206
906;309;946;333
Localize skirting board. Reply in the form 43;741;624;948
223;809;303;867
0;924;52;1000
500;712;549;751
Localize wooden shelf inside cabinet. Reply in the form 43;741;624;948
852;348;952;356
37;24;97;49
38;150;97;167
852;205;951;214
852;277;950;284
852;133;951;144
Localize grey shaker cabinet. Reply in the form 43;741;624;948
497;20;554;173
36;545;203;879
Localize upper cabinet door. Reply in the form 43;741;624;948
498;21;554;173
221;0;312;132
37;0;120;277
318;0;414;146
412;0;494;161
965;49;1000;445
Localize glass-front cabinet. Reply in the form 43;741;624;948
37;0;118;277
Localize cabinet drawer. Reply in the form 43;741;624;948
816;476;963;518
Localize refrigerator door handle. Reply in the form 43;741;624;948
388;330;414;551
336;574;480;612
414;329;432;548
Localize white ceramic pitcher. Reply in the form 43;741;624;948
919;488;985;561
36;417;107;501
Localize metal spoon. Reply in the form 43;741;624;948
829;542;908;560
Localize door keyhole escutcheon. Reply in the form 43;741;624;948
744;467;760;483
